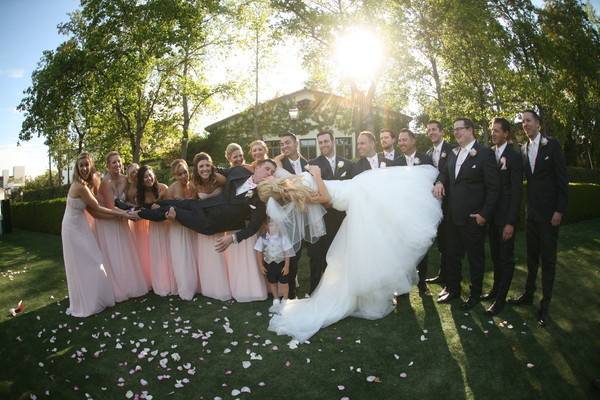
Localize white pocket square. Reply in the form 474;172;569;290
544;155;550;160
249;204;256;209
340;171;347;177
471;165;477;168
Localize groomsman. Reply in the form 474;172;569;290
509;110;568;326
425;120;455;288
307;131;353;293
352;131;388;176
395;128;433;295
484;117;523;316
378;129;401;162
279;132;308;299
433;118;499;309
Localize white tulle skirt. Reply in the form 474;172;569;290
268;165;442;341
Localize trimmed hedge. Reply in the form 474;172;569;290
21;185;69;202
11;198;66;235
8;183;600;235
567;167;600;184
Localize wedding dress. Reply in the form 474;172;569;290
267;165;442;342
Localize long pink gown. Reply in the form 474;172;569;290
169;221;198;300
225;233;267;302
62;197;115;317
149;221;177;296
94;215;148;302
130;220;152;289
195;189;232;301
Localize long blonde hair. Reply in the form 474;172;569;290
72;152;96;187
257;176;313;211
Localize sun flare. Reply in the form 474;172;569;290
334;28;383;87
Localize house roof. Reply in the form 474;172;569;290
204;88;411;133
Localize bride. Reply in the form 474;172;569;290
257;159;443;342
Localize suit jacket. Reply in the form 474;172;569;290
393;152;433;167
281;155;308;175
308;154;353;180
491;143;523;226
438;141;500;225
352;154;389;176
521;135;569;222
427;141;455;174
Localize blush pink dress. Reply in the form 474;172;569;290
195;189;232;301
225;233;267;302
62;196;115;317
130;219;152;289
169;220;199;300
149;220;177;296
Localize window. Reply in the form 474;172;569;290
336;137;354;159
300;138;317;160
265;140;281;158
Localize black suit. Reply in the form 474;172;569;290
307;154;353;292
521;135;568;313
488;143;523;306
139;167;265;243
437;141;499;298
394;152;434;290
280;154;308;298
352;154;389;176
426;141;455;283
378;150;401;163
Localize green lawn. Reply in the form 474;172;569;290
0;220;599;400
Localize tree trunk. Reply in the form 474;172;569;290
181;52;191;160
48;152;53;187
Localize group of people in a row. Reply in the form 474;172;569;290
62;108;567;328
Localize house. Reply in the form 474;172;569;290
204;88;411;160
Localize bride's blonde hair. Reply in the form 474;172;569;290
257;176;313;211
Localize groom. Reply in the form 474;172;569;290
136;159;276;252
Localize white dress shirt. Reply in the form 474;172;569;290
367;154;380;169
432;141;444;168
404;151;417;166
528;133;541;173
288;156;303;175
325;154;337;175
383;150;396;161
236;176;257;196
455;139;476;178
495;142;507;162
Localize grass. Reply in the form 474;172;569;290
0;220;599;400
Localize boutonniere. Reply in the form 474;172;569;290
541;137;548;146
521;144;528;155
452;147;459;156
380;161;386;168
245;189;254;198
414;157;421;165
441;151;447;158
337;160;344;168
500;156;507;170
469;148;477;157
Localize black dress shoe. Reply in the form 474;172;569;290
461;296;480;310
480;291;497;301
508;293;533;305
425;275;444;285
419;286;431;296
437;291;459;303
537;308;549;327
486;301;504;316
438;287;448;297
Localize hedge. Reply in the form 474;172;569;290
566;167;600;184
21;184;69;202
8;183;600;236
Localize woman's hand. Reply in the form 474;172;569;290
305;164;322;178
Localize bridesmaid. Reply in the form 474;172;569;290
137;165;177;296
95;152;148;302
164;159;199;300
192;152;231;301
247;140;269;171
126;163;152;289
225;143;247;167
62;152;125;317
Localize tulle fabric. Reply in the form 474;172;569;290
169;221;199;300
196;233;232;301
268;166;443;341
62;197;115;317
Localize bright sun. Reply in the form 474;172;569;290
334;28;383;87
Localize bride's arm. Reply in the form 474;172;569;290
306;165;330;204
273;153;285;169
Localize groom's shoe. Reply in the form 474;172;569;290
508;293;533;306
418;283;430;296
537;306;549;328
480;291;497;301
461;296;480;310
437;291;459;304
425;275;444;285
486;301;504;316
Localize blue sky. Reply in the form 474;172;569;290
1;0;599;177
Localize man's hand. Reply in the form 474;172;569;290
215;234;234;253
502;224;514;241
127;210;141;221
469;213;487;226
432;182;445;199
305;164;322;178
550;212;562;227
